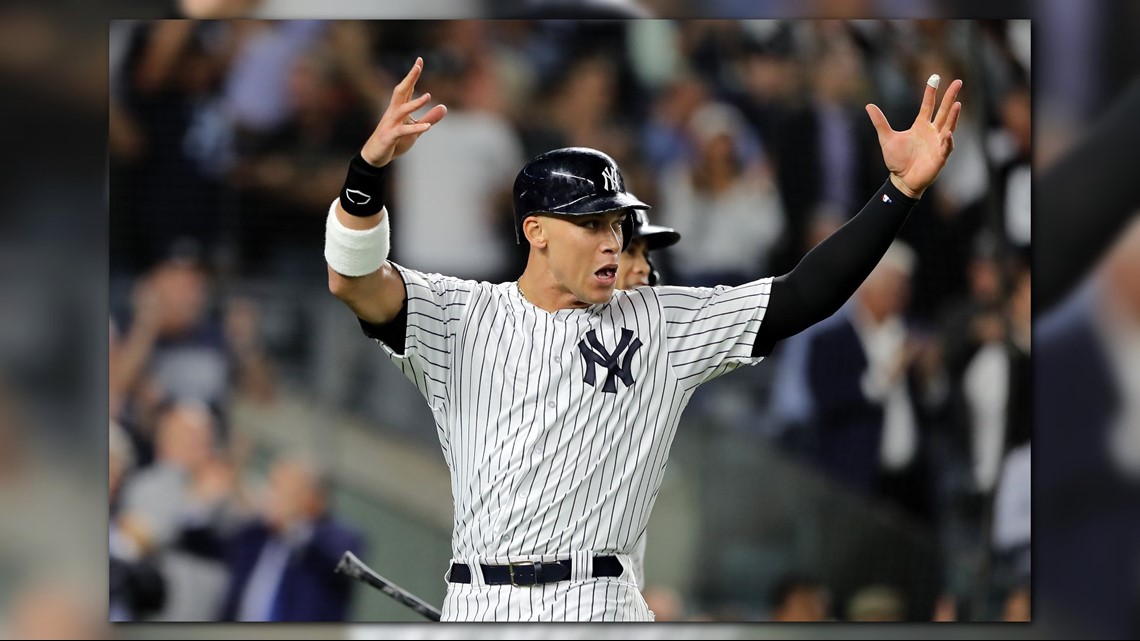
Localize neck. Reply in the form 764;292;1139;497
517;265;593;313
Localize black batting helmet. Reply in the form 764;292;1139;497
629;209;679;251
628;210;679;287
513;147;649;251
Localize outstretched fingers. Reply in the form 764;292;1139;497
390;92;432;124
944;101;962;134
943;100;962;133
865;103;893;141
389;56;424;108
933;79;963;130
917;75;939;123
417;103;448;126
392;122;433;138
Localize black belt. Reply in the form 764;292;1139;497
448;556;623;586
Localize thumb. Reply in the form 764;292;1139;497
865;103;892;141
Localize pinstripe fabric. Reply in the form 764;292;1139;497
367;263;772;621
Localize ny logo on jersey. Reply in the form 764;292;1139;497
601;166;619;192
578;328;641;393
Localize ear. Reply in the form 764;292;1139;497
523;216;547;249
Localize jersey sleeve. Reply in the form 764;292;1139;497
361;263;476;411
655;277;774;388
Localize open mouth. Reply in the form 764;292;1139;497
595;266;617;283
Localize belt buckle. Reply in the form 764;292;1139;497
508;561;540;586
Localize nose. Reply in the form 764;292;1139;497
602;227;621;254
633;254;649;275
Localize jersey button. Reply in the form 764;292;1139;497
554;356;562;363
547;400;557;409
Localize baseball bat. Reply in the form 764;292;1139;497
335;551;443;621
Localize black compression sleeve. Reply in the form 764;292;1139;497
752;178;918;356
1036;78;1140;315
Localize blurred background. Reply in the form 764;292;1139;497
102;18;1030;624
1;0;1138;638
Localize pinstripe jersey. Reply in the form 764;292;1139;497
367;262;772;620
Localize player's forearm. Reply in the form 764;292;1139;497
326;154;406;323
1036;78;1140;314
792;178;918;300
753;179;917;353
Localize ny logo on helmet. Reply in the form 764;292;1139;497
601;166;619;192
578;328;641;393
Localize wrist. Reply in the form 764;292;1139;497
340;152;389;217
889;174;923;200
358;148;388;170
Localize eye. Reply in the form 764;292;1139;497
581;220;600;230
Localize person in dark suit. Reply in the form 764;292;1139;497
764;32;884;278
806;242;932;519
222;457;365;622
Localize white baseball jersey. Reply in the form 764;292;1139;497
365;262;772;621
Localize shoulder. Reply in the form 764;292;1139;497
605;287;663;315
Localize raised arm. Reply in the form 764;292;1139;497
326;57;448;324
753;75;962;356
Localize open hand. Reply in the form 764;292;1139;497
360;56;448;168
866;76;963;198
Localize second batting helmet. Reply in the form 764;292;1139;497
513;147;649;251
628;210;680;287
629;209;679;251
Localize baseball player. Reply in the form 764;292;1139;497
325;57;961;621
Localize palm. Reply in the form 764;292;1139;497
866;77;962;198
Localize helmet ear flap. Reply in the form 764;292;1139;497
621;212;634;252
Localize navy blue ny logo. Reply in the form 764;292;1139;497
578;328;642;393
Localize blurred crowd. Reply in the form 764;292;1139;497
106;247;369;621
107;19;1032;621
0;0;1131;632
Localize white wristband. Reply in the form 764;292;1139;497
324;199;390;277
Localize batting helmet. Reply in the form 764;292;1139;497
513;147;649;251
629;209;679;251
628;210;679;287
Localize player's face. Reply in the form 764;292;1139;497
616;238;651;290
543;210;627;304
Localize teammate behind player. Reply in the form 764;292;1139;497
616;210;680;290
325;57;962;621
